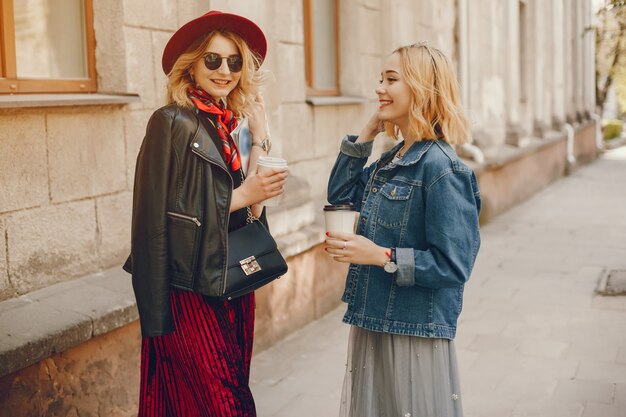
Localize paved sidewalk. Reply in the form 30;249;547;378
250;147;626;417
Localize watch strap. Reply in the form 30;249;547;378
252;137;271;153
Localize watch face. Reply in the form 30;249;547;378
384;261;398;273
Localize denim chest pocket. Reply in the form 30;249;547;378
375;183;413;228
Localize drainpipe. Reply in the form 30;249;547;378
590;113;604;151
564;123;576;166
458;0;485;164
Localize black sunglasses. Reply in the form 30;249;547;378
203;53;243;73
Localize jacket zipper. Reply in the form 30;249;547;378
166;211;201;227
190;140;233;297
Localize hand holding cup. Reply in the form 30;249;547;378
243;167;287;206
324;231;388;266
256;156;288;206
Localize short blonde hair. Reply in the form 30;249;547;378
166;30;263;118
384;43;471;146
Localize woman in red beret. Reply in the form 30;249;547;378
124;11;286;416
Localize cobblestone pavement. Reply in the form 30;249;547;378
250;146;626;417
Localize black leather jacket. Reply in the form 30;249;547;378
123;104;266;337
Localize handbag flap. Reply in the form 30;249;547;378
227;221;278;268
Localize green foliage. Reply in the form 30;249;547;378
595;0;626;114
603;119;623;139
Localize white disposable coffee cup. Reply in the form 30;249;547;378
256;156;288;207
323;204;359;235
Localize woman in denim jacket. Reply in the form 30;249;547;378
326;43;481;417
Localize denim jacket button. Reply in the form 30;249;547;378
372;187;378;193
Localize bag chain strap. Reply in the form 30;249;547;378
240;169;258;224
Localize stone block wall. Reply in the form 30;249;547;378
573;121;599;165
0;322;142;417
477;138;568;223
0;108;131;299
476;121;598;223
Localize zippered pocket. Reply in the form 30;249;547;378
166;211;201;226
166;211;201;288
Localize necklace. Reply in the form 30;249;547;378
392;149;403;164
398;139;416;158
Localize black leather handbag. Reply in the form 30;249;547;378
221;171;288;300
224;217;288;300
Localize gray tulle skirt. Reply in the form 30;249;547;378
339;326;464;417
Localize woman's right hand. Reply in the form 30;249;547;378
356;110;384;143
240;169;288;206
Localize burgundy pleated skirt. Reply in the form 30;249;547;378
138;288;256;417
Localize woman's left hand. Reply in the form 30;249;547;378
324;232;388;266
247;93;269;139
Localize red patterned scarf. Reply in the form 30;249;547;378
188;87;241;171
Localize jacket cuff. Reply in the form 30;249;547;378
395;248;415;287
340;135;374;159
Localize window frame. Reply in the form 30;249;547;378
0;0;97;94
303;0;340;97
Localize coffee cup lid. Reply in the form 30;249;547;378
323;204;355;211
257;156;287;166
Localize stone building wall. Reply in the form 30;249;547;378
0;2;598;414
0;0;598;317
0;106;130;298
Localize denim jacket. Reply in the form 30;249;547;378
327;135;481;339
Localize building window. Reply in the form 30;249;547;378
303;0;339;96
0;0;96;94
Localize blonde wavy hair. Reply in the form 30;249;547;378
384;43;471;146
166;30;264;118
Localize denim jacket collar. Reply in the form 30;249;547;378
379;139;435;168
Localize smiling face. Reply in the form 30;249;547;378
376;52;412;134
190;33;242;99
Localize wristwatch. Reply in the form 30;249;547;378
383;248;398;273
252;137;272;153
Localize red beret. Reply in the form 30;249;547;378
162;10;267;75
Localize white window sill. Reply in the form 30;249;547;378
0;93;140;109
